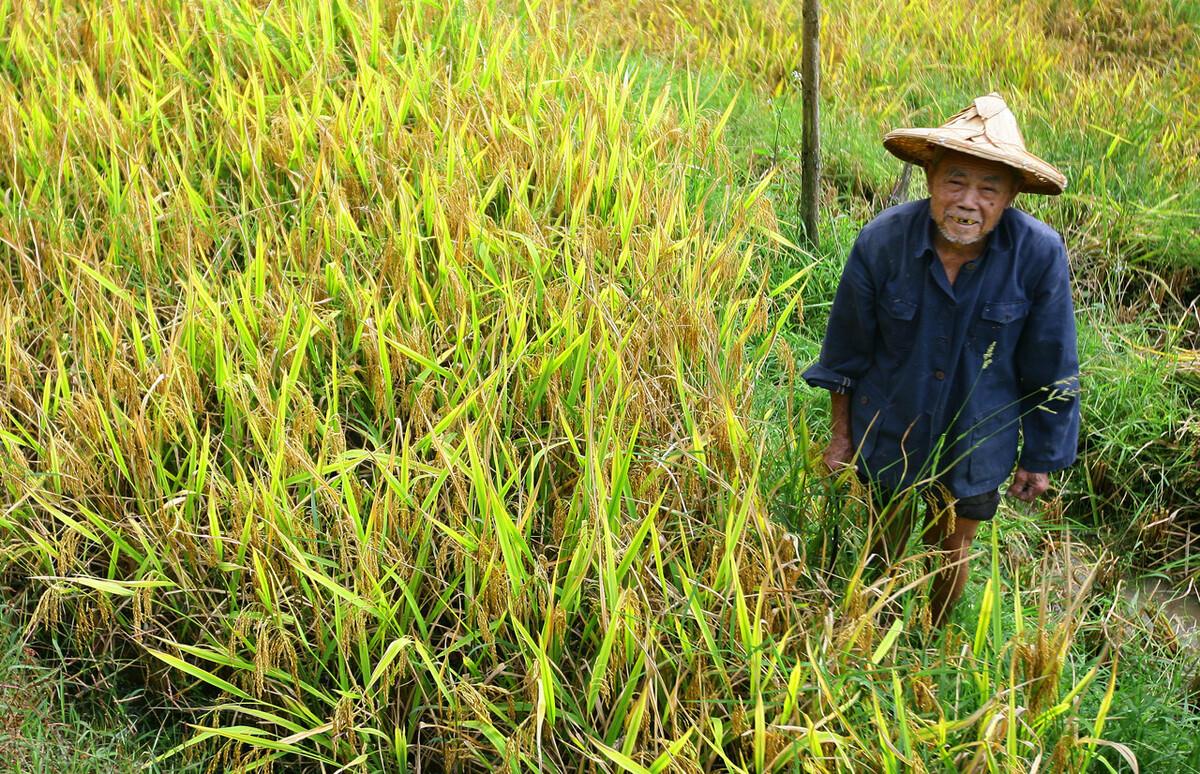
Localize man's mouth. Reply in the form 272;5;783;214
950;215;979;226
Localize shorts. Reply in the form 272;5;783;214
866;481;1002;522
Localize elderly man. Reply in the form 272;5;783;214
803;94;1080;626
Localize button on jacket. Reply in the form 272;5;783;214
803;199;1080;497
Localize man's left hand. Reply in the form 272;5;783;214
1007;468;1049;502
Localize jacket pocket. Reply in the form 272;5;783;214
966;410;1020;485
850;379;889;465
969;299;1029;355
883;295;917;320
878;286;919;355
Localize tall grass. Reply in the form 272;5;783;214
0;0;1151;770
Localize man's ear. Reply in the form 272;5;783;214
924;147;946;186
1003;182;1019;209
1003;166;1022;205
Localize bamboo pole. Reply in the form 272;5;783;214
801;0;821;247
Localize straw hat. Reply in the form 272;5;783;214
883;93;1067;195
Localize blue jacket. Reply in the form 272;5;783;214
803;199;1080;497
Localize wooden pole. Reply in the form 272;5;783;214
801;0;820;248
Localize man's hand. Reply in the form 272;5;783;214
1007;468;1049;502
823;436;854;473
823;391;854;473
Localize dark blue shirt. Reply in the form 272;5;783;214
803;199;1080;497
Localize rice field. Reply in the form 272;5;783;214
557;0;1200;276
0;0;1196;771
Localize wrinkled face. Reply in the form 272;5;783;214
926;151;1019;248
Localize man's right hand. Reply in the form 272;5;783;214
824;391;854;473
822;436;854;472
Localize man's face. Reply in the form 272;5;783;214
926;151;1019;248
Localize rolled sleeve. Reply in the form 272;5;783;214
1016;241;1081;472
802;242;877;394
801;361;858;394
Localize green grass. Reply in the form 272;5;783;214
1080;609;1200;773
0;601;199;773
1064;321;1200;535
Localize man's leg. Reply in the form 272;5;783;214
864;484;920;574
922;487;1000;627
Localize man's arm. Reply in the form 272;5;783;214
823;391;853;471
1011;237;1081;500
803;240;878;470
802;241;878;396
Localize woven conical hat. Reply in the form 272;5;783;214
883;93;1067;195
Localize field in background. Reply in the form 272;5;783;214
559;0;1200;278
0;0;1197;771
